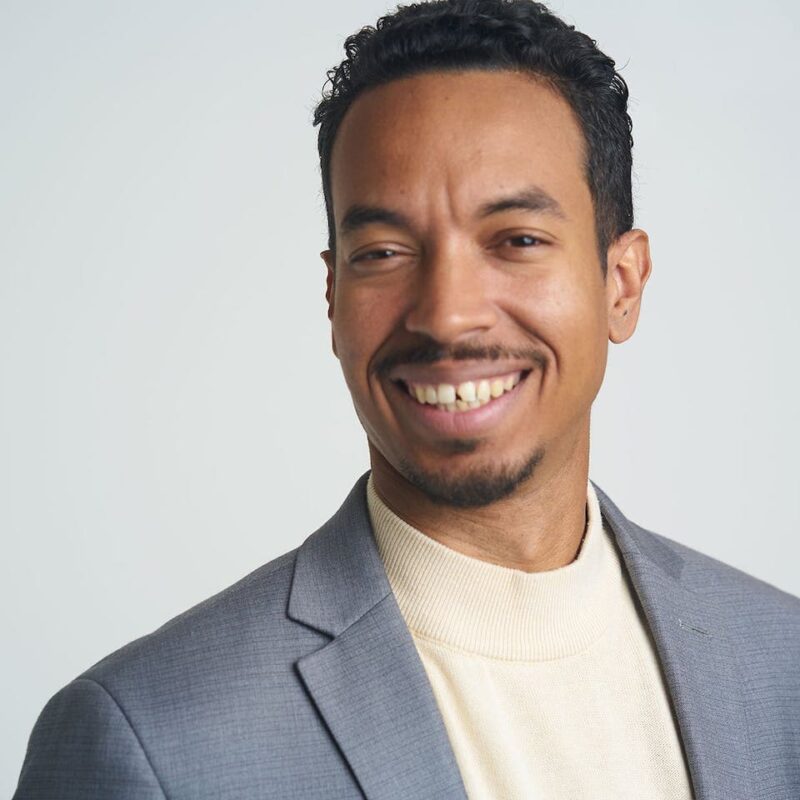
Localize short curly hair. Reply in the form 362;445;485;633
313;0;634;270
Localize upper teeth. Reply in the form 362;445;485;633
406;373;522;411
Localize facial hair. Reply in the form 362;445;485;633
398;445;545;508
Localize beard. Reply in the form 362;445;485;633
397;444;545;508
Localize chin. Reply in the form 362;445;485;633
398;447;545;509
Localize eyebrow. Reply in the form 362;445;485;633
338;186;566;237
339;205;413;236
478;187;566;220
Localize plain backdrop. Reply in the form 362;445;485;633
2;0;798;790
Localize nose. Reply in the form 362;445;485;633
404;243;498;344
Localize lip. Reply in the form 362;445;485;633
388;370;532;438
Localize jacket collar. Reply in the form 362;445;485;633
289;473;755;800
593;483;755;800
289;473;468;799
288;474;392;637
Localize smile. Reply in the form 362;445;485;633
398;371;526;413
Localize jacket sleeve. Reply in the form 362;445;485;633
14;677;166;800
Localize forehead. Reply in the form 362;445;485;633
329;69;590;224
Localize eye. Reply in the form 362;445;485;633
504;234;542;248
491;231;551;261
352;248;397;262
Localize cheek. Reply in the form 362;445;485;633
511;270;605;333
332;286;398;384
554;287;609;394
509;272;608;379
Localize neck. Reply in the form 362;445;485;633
369;431;590;573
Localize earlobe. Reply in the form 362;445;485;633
606;229;652;344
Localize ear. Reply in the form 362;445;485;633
321;249;338;357
605;229;652;344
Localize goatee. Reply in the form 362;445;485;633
398;447;545;508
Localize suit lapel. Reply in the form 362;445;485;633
289;474;467;800
594;484;757;800
290;474;756;799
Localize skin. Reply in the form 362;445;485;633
322;69;651;572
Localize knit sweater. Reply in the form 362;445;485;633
367;477;695;800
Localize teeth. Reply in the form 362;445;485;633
405;372;524;412
457;381;476;402
438;384;456;404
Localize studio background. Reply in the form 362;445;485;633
2;0;798;790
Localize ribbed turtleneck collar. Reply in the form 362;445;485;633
367;477;622;661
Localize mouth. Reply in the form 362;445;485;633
393;370;531;413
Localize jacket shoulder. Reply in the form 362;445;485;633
646;525;800;615
15;677;167;799
17;534;365;796
595;483;800;671
595;482;800;620
625;520;800;677
82;547;321;690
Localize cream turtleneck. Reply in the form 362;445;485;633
367;476;694;799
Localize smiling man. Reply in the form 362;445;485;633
14;1;800;799
322;65;643;570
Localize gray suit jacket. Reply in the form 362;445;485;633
14;474;800;799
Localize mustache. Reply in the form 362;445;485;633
375;342;547;377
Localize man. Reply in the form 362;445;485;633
14;0;800;797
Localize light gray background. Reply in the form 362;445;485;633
2;0;798;790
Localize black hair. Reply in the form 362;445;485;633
313;0;633;270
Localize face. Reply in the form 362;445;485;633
324;70;646;507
